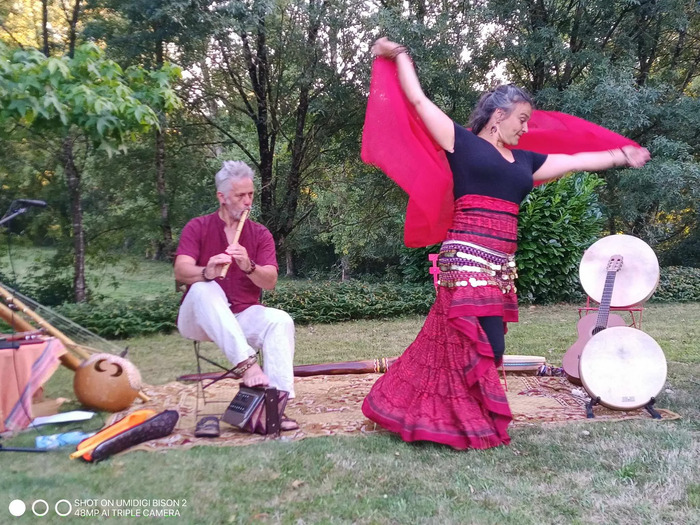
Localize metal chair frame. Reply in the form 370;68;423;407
577;296;644;329
191;341;264;421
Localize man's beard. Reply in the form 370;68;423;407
229;207;250;220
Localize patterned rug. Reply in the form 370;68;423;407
107;374;680;454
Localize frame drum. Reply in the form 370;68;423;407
579;234;659;308
503;355;546;375
579;327;667;410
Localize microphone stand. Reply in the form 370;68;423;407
0;206;31;228
0;205;29;350
0;443;47;453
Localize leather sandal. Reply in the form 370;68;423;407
194;416;220;438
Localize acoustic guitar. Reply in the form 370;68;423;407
562;255;625;385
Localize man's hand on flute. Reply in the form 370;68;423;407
225;242;254;274
203;253;233;280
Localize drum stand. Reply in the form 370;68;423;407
585;396;662;419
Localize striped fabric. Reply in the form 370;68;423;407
3;338;66;432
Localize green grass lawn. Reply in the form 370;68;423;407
0;246;175;301
2;302;699;524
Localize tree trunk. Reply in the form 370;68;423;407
41;0;49;56
280;1;325;239
62;137;87;303
154;124;173;260
67;0;82;58
285;245;295;277
340;256;350;282
525;0;549;92
153;38;173;260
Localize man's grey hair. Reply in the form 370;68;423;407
215;160;255;193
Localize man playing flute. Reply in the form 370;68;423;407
174;160;297;430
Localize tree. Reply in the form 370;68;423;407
0;42;180;301
85;0;208;259
476;0;700;261
182;0;373;274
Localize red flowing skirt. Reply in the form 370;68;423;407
362;195;518;450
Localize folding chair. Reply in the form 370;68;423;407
191;340;251;421
177;280;264;421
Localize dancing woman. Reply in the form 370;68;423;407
361;38;651;450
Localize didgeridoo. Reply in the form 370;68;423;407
220;208;250;279
176;357;398;382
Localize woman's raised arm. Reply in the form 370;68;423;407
372;38;455;152
533;145;651;182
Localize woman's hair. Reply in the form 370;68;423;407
468;85;534;135
215;160;255;193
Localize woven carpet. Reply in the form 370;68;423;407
107;374;680;454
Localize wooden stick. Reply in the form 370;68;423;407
0;301;83;370
0;284;90;359
220;208;250;279
176;357;399;382
293;358;398;376
0;301;35;332
0;284;149;401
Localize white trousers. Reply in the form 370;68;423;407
177;281;295;397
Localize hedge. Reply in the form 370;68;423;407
56;267;699;339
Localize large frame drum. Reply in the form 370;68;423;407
579;326;667;410
579;234;659;308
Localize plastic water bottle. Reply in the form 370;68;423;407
36;431;95;450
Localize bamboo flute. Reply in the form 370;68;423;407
219;208;249;279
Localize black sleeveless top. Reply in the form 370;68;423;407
446;123;548;205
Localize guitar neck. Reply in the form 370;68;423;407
594;271;617;330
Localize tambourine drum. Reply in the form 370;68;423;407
579;234;659;308
503;355;546;375
579;327;667;410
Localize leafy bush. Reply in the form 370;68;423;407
517;173;605;303
57;296;179;339
18;271;77;307
398;244;441;284
55;281;435;338
264;280;434;323
651;266;700;302
53;266;697;339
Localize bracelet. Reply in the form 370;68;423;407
608;148;632;167
243;260;256;275
201;267;214;282
620;148;632;166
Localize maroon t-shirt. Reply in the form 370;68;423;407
175;212;278;313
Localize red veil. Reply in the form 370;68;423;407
361;58;639;247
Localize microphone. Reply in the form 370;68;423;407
15;199;47;208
